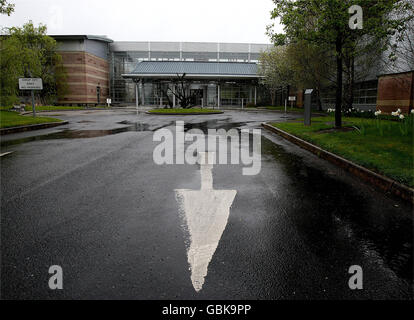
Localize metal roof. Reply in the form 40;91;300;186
50;35;113;43
123;61;260;79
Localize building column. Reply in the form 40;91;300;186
135;81;139;109
254;86;257;105
141;80;145;106
203;85;208;108
218;84;221;109
173;84;176;108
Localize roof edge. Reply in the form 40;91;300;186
50;35;114;43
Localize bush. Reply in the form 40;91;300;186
246;102;256;108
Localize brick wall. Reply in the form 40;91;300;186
376;71;414;114
58;52;110;105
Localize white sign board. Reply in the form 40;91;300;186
19;78;43;90
288;96;296;101
106;98;112;104
305;89;314;94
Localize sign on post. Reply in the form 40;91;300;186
288;96;296;109
19;78;43;90
19;78;43;117
304;89;313;126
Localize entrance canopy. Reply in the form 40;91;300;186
122;61;261;80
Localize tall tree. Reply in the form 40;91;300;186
258;46;292;106
0;21;67;106
0;0;14;16
386;0;414;72
286;41;335;110
267;0;412;127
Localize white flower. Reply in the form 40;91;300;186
391;111;398;116
397;108;402;114
411;109;414;114
399;114;405;120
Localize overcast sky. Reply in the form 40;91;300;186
1;0;282;43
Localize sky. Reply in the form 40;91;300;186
1;0;282;44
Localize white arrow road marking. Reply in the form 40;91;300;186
0;152;13;157
175;152;237;292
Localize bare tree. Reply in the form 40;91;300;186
386;0;414;73
259;46;292;106
164;73;197;109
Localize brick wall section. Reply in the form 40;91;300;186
58;52;110;105
376;71;414;114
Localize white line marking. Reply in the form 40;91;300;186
175;152;237;292
0;152;13;157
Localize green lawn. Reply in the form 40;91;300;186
261;106;317;113
271;116;414;188
24;106;86;111
1;105;110;112
25;105;111;111
148;108;222;114
0;110;62;129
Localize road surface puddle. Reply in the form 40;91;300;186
1;122;174;147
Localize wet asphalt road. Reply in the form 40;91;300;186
1;109;413;300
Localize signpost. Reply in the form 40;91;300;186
288;96;296;109
19;78;43;117
304;89;313;126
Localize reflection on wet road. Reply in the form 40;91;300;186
1;110;412;299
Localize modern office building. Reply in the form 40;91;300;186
54;35;272;107
53;35;413;113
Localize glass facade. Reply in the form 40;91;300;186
109;41;272;105
320;79;378;110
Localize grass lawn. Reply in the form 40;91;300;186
0;110;62;129
24;105;110;111
24;106;85;111
271;116;413;188
261;106;317;113
148;108;222;114
0;106;109;112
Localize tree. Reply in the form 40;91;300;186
286;41;335;110
0;0;14;16
163;74;197;109
386;0;414;72
267;0;412;127
342;35;386;110
258;46;292;106
0;21;67;106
